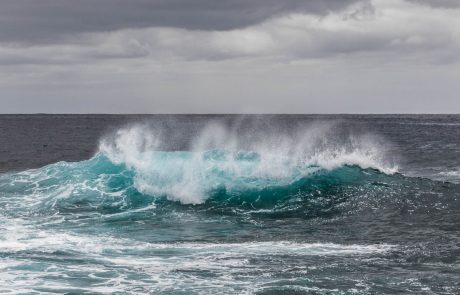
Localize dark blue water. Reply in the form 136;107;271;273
0;115;459;294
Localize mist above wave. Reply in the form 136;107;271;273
98;120;397;204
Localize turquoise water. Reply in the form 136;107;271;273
1;117;459;294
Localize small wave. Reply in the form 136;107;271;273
0;216;394;293
0;216;393;256
437;170;460;183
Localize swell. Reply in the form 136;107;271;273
1;122;441;220
0;151;406;214
1;151;459;240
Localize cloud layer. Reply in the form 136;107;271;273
2;0;458;64
0;0;459;113
0;0;361;43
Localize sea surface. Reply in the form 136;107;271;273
0;114;459;294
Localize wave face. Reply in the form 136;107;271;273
1;119;459;294
0;151;393;217
98;123;397;204
0;122;398;212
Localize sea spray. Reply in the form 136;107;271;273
98;121;397;204
1;115;460;294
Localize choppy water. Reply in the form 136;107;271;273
0;115;459;294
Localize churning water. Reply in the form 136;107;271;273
0;115;459;294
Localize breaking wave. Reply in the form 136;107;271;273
0;121;403;219
98;123;397;204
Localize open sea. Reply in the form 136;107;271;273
0;114;459;294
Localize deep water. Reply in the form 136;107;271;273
0;115;459;294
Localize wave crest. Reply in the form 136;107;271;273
98;122;397;204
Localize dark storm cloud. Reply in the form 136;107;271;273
0;0;363;43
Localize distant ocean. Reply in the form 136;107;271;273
0;114;459;294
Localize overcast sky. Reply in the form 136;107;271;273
0;0;459;113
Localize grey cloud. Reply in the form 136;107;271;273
0;0;459;114
0;0;363;43
1;0;458;67
408;0;460;8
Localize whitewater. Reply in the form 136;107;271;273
0;115;459;294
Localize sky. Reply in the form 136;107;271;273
0;0;459;113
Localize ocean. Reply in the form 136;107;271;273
0;114;459;294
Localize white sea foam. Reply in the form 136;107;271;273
99;121;398;204
0;216;393;255
438;170;460;183
0;215;394;294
